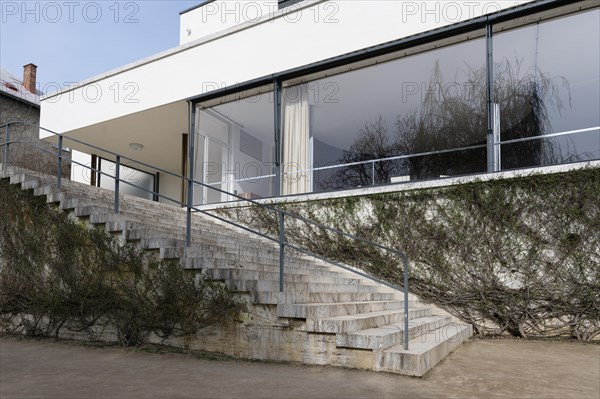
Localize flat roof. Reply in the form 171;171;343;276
179;1;217;16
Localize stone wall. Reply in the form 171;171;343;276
0;94;70;177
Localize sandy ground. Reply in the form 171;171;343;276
1;337;598;399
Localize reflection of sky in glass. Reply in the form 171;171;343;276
494;10;600;163
214;93;274;144
311;38;486;150
494;10;600;133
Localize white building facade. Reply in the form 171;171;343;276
40;0;600;206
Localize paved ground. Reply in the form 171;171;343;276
1;337;598;399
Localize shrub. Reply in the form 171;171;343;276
0;179;244;346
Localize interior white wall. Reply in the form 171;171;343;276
229;124;273;198
70;150;92;183
158;173;183;206
40;0;534;139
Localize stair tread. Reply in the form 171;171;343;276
290;300;404;308
346;315;449;337
384;323;472;354
320;308;427;321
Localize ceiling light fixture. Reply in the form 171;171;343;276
129;143;144;151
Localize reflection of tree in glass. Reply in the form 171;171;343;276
494;58;570;169
321;58;571;190
321;116;399;189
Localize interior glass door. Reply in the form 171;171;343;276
195;110;231;204
205;138;230;204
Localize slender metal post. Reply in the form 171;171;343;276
114;155;120;214
279;211;285;293
372;161;376;185
57;136;63;189
273;79;282;196
4;124;9;165
492;103;501;171
186;103;197;247
486;21;499;173
403;255;409;351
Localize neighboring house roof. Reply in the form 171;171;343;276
0;67;41;106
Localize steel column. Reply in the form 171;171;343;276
4;124;9;164
403;255;409;351
273;79;282;196
57;136;63;189
186;103;197;247
486;22;500;173
114;155;120;214
279;211;285;293
372;161;376;185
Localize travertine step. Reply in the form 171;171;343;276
309;308;431;334
204;267;366;284
182;256;347;274
336;315;451;350
225;279;391;295
377;323;473;376
278;300;414;319
256;291;401;305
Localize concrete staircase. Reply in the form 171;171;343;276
0;164;472;376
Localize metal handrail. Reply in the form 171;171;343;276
202;126;600;188
0;120;412;349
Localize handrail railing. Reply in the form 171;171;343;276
0;120;412;350
201;126;600;189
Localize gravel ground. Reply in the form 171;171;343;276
1;336;598;399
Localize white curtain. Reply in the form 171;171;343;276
282;84;310;195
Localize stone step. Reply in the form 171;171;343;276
30;178;256;232
203;268;363;286
257;291;402;305
336;315;451;350
195;262;366;280
309;308;432;334
181;258;365;283
87;209;271;246
31;181;336;275
225;279;391;295
377;323;473;376
87;211;256;244
101;217;361;282
278;300;414;319
32;184;62;197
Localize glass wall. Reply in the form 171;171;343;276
282;38;487;194
194;91;275;205
98;158;156;201
194;7;599;201
494;9;600;170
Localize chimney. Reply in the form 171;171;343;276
23;63;37;94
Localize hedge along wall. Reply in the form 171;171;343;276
222;167;600;340
0;179;244;346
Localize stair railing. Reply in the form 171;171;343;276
1;120;411;350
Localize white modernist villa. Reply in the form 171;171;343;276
40;0;600;206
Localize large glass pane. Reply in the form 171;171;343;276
494;10;600;170
283;37;487;194
206;138;230;204
98;158;155;201
196;89;275;204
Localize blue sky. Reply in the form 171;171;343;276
1;1;200;93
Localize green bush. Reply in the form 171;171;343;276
0;179;245;346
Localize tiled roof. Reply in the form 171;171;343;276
0;67;41;106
